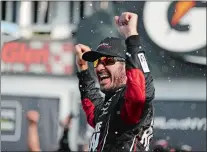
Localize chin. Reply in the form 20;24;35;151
101;84;126;94
100;85;117;94
100;86;112;92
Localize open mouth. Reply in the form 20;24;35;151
98;72;111;82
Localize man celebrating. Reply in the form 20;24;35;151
75;12;155;151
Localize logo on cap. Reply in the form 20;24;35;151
97;43;112;49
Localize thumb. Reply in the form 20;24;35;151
114;16;119;26
78;44;91;53
75;45;82;56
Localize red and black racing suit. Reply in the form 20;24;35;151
77;35;155;152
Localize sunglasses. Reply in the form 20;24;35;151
93;56;125;68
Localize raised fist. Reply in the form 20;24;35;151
27;110;40;124
74;44;91;71
59;114;72;128
114;12;138;38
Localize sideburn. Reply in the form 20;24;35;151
114;66;127;88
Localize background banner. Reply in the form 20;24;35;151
1;95;60;151
1;40;75;76
153;100;206;151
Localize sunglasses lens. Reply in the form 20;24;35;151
94;57;105;67
105;57;115;65
94;57;116;67
94;59;98;67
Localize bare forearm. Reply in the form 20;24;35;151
28;124;41;152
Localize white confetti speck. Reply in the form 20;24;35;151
126;52;131;57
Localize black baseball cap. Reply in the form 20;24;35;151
82;37;126;62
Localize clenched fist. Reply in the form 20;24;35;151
114;12;138;38
27;110;39;124
74;44;91;71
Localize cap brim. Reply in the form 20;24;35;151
82;50;111;62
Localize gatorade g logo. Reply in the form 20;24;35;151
143;1;206;65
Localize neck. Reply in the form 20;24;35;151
103;84;125;98
104;91;115;99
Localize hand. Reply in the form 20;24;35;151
114;12;138;38
27;110;40;124
59;115;72;128
74;44;91;71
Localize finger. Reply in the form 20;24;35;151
119;14;127;25
27;110;37;117
78;44;91;52
122;12;135;17
75;45;82;55
127;12;138;22
120;12;129;22
125;13;131;22
114;16;119;26
122;12;137;22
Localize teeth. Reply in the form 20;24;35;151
100;75;109;78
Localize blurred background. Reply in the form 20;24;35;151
1;1;206;152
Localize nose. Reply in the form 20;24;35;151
95;63;105;72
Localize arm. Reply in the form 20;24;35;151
115;12;155;125
27;111;41;152
58;128;70;151
74;44;103;128
28;124;41;151
58;114;74;151
120;35;155;124
77;69;104;128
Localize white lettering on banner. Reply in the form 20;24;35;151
1;109;15;120
89;122;103;151
154;117;206;131
143;2;206;52
1;101;22;142
1;122;15;131
1;41;74;75
1;109;16;131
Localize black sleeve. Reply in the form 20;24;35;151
57;128;71;152
77;69;104;105
119;35;155;125
77;70;104;127
125;35;155;102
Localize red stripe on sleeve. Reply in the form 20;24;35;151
81;98;96;128
120;69;146;124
